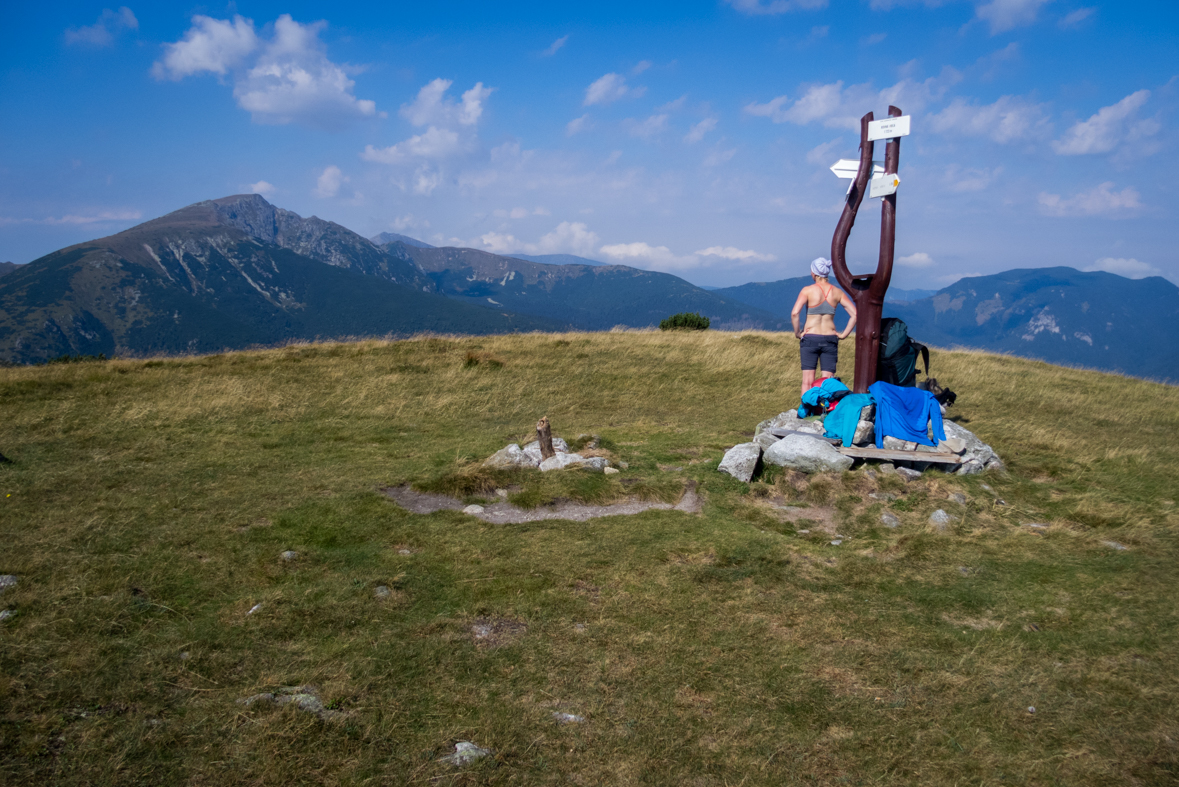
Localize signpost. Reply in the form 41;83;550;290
829;106;906;394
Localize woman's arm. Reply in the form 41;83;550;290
790;288;810;338
837;292;857;339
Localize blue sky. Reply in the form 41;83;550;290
2;1;1176;288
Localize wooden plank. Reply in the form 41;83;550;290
837;446;963;464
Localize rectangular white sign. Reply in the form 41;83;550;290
869;173;901;199
867;115;911;141
830;158;884;179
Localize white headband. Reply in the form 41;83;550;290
810;257;832;277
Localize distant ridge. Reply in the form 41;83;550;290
0;261;20;278
509;253;606;267
370;231;434;249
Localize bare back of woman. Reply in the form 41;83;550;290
790;259;858;398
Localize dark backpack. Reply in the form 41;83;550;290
877;317;929;387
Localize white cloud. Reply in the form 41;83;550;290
599;241;697;270
65;7;138;47
633;60;653;75
154;15;377;129
703;148;737;167
806;139;844;165
390;214;429;232
744;69;961;130
724;0;829;14
400;78;493;127
897;252;935;268
696;246;776;263
248;181;276;196
543;35;568;56
151;15;258;79
864;32;888;45
1037;182;1142;217
1052;90;1158;156
361;127;464;164
658;95;688;113
944;164;1003;192
628;114;669;140
476;221;602;257
684;117;718;143
0;209;144;226
928;95;1051;143
584;73;644;106
314;165;346;198
1083;257;1161;279
566;114;591;136
975;0;1053;34
1059;7;1095;27
412;169;442;196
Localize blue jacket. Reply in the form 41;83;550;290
868;381;945;448
823;393;874;447
800;377;849;414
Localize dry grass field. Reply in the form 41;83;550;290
1;330;1177;785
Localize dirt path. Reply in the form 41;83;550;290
381;481;702;523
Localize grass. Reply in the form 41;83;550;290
1;330;1178;785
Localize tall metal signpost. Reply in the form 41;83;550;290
828;105;910;394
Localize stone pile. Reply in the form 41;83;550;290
483;436;612;473
718;406;1003;482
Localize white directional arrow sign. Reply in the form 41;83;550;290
869;173;901;199
866;115;911;141
829;159;884;179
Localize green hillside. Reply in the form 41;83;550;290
2;333;1177;785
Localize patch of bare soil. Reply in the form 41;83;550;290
381;481;703;523
760;495;838;534
470;616;528;648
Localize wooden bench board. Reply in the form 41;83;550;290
837;446;964;464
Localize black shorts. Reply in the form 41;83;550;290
800;334;839;373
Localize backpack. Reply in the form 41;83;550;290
877;317;929;387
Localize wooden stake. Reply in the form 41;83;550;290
536;417;555;460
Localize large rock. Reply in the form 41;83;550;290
754;432;780;451
539;452;587;472
763;434;853;474
718;442;762;482
755;411;825;437
483;443;534;468
852;419;875;446
942;421;1005;475
523;438;570;464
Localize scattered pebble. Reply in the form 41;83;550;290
237;685;346;720
995;499;1008;506
1023;522;1049;529
462;504;485;515
573;623;586;632
950;492;967;505
495;489;509;498
604;467;620;475
247;603;263;615
981;483;994;492
797;529;810;534
440;741;491;766
374;585;392;599
0;575;16;593
831;539;843;546
398;548;415;555
879;463;897;475
552;712;585;724
1028;706;1036;714
179;651;190;661
881;512;901;528
280;550;298;562
619;461;629;469
897;467;922;480
0;610;15;622
1102;540;1128;551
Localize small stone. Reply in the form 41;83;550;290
619;461;629;469
950;492;967;505
579;456;610;473
179;651;190;661
374;585;392;598
1028;706;1036;714
495;489;508;498
879;463;897;475
831;539;843;546
280;550;298;562
1023;523;1049;529
980;483;994;492
484;443;534;469
995;499;1008;506
0;575;16;593
869;492;896;502
0;610;15;622
881;512;901;528
462;504;485;515
863;469;878;481
797;529;810;534
573;623;586;632
440;741;492;766
539;453;587;472
929;509;954;529
247;603;263;615
604;467;620;475
1102;540;1128;551
897;467;922;480
552;712;585;724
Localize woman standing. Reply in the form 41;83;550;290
790;257;857;398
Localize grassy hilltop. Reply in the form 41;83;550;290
1;331;1178;785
